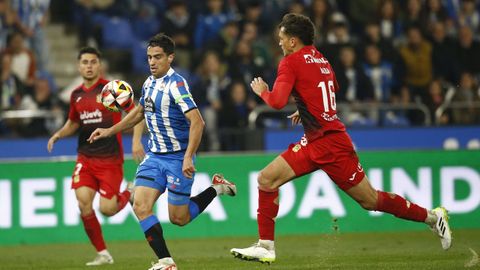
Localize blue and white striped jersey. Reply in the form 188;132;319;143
139;68;197;154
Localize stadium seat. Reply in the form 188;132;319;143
132;17;160;41
131;40;150;75
102;17;135;49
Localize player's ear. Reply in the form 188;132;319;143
168;53;175;63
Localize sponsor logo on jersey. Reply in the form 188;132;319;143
292;144;301;152
80;109;103;124
303;54;328;64
321;112;339;121
145;96;155;113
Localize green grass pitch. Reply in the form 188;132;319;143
1;229;479;269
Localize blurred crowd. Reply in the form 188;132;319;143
1;0;480;151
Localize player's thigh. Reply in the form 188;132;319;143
75;186;96;210
263;141;316;190
133;186;162;218
93;159;124;200
71;156;98;192
134;154;167;193
165;159;194;206
344;176;378;210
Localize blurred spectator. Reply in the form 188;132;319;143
424;79;449;124
377;0;403;42
194;0;232;50
347;0;380;35
11;0;50;72
161;0;196;69
228;38;265;87
205;20;240;62
308;0;333;47
450;72;480;124
16;74;63;137
399;24;432;103
362;44;395;103
239;0;270;36
0;0;15;50
192;50;231;151
456;25;480;77
2;31;36;92
430;21;460;84
285;0;306;16
455;0;480;35
335;46;375;103
322;13;355;63
238;22;272;78
420;0;450;34
402;0;423;30
218;81;251;150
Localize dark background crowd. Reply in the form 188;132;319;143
1;0;480;151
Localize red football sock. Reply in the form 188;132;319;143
257;189;279;241
81;212;106;252
376;191;427;222
117;189;131;213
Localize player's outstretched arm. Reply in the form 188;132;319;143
132;119;146;163
47;119;80;153
182;108;205;178
88;105;145;143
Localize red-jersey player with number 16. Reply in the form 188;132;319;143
230;13;452;264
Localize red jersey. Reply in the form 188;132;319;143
68;78;124;160
261;45;346;142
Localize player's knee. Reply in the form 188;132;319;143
133;202;150;220
358;199;377;211
77;201;93;215
99;205;117;217
169;214;189;226
257;171;277;190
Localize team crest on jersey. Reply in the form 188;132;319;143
144;96;155;113
96;94;102;103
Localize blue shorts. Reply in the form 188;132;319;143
134;152;194;205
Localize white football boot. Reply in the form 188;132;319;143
430;207;452;250
231;240;276;264
212;174;237;196
148;257;177;270
86;253;114;266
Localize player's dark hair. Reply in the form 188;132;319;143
278;13;315;46
148;33;175;55
77;46;102;60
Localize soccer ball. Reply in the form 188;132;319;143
101;80;134;112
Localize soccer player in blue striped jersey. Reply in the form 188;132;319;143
88;33;237;270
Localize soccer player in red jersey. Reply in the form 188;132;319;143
47;47;145;266
230;14;452;264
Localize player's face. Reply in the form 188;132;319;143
278;27;294;56
147;46;174;78
78;53;101;82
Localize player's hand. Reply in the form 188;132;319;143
250;77;269;97
47;134;59;153
288;110;302;125
132;140;145;163
87;128;111;143
182;156;195;178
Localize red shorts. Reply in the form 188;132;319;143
281;131;365;191
71;154;124;199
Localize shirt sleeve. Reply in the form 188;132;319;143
139;81;146;107
260;58;295;109
170;76;197;114
68;92;79;122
